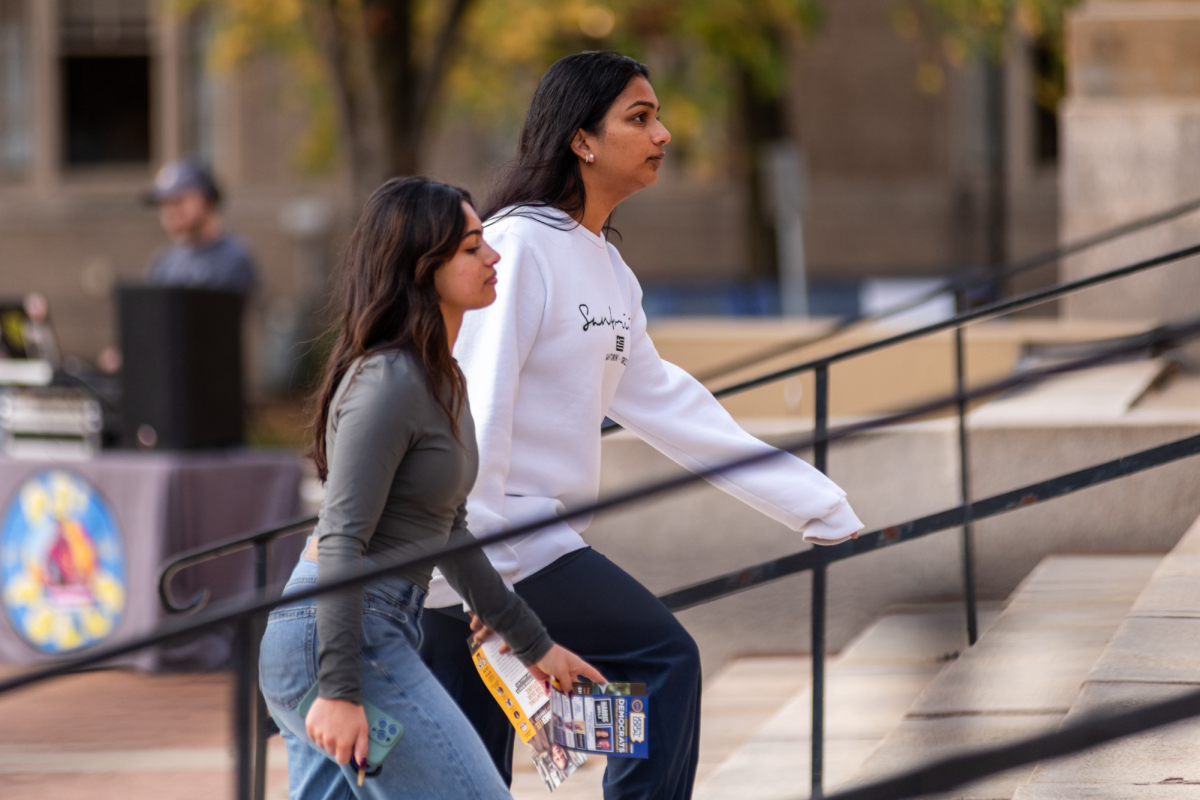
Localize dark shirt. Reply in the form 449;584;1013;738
315;351;552;702
146;234;258;294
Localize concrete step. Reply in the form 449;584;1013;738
688;602;1001;799
844;555;1161;800
970;358;1169;425
1013;516;1200;798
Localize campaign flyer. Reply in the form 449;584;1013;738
550;681;649;759
469;635;588;792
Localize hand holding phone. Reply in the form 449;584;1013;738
298;683;404;781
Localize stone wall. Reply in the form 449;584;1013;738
1060;0;1200;324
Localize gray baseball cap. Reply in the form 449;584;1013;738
144;159;222;205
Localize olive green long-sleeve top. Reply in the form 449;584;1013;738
316;351;552;703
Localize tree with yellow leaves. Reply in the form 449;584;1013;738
175;0;1078;280
173;1;823;212
890;0;1080;271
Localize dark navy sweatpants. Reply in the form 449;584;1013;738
419;547;702;800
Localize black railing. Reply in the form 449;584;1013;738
159;516;318;614
153;234;1200;799
607;236;1200;797
156;514;318;800
0;310;1195;800
823;682;1200;800
692;190;1200;386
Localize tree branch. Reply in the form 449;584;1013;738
312;0;375;198
414;0;475;136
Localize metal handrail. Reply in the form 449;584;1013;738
823;681;1200;800
660;431;1200;610
713;239;1200;398
162;239;1200;605
158;515;318;613
4;313;1200;800
693;191;1200;386
4;314;1195;691
146;237;1200;799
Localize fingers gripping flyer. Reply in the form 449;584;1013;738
469;635;650;792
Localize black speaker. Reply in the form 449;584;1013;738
117;285;245;450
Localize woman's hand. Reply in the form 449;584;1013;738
528;644;607;691
469;612;508;653
305;697;370;766
470;614;607;690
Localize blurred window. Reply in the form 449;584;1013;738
60;0;151;165
0;0;30;178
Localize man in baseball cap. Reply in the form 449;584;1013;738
143;159;258;294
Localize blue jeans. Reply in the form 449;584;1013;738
259;547;512;800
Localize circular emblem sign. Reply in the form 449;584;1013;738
0;470;126;653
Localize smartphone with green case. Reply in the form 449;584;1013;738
297;683;404;775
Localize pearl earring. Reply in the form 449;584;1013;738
586;154;594;163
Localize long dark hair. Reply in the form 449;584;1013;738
482;51;649;231
310;176;472;481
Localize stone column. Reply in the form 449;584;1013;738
153;6;183;166
1060;0;1200;322
28;0;58;194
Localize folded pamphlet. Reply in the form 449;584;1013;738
469;635;588;791
469;634;651;791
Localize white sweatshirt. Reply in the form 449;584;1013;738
425;207;863;609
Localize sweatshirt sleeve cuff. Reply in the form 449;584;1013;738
802;499;863;546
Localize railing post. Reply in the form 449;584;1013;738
232;616;256;800
251;541;271;800
955;326;979;646
811;364;829;799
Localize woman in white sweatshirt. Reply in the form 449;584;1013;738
419;52;863;800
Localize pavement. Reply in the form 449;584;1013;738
0;667;289;800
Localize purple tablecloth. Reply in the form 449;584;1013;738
0;450;304;671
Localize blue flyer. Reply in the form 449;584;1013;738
550;681;649;759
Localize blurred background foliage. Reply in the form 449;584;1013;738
168;0;1077;190
892;0;1078;103
167;0;1077;243
169;0;829;189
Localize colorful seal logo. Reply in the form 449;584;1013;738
0;470;126;653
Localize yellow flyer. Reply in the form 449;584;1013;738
469;635;588;791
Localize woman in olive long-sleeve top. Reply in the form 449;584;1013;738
258;177;603;800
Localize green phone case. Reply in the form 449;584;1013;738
297;683;404;768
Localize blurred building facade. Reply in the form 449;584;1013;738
0;0;347;391
0;0;1060;386
1059;0;1200;327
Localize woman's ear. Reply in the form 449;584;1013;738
570;129;592;163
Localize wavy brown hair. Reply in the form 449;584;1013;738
310;176;473;481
